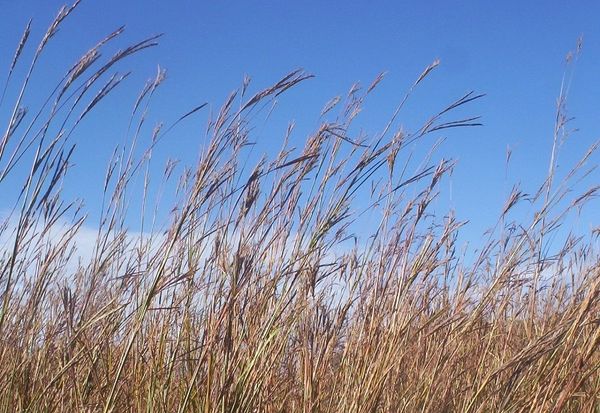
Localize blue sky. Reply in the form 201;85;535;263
1;1;599;246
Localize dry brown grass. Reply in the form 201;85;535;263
0;4;598;412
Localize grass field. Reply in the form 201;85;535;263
0;4;598;412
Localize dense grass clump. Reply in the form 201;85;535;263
0;4;598;412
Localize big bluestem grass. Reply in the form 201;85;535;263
0;4;598;412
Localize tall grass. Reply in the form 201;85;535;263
1;4;598;412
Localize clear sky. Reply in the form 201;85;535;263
1;1;599;245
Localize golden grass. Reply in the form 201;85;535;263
0;4;598;412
